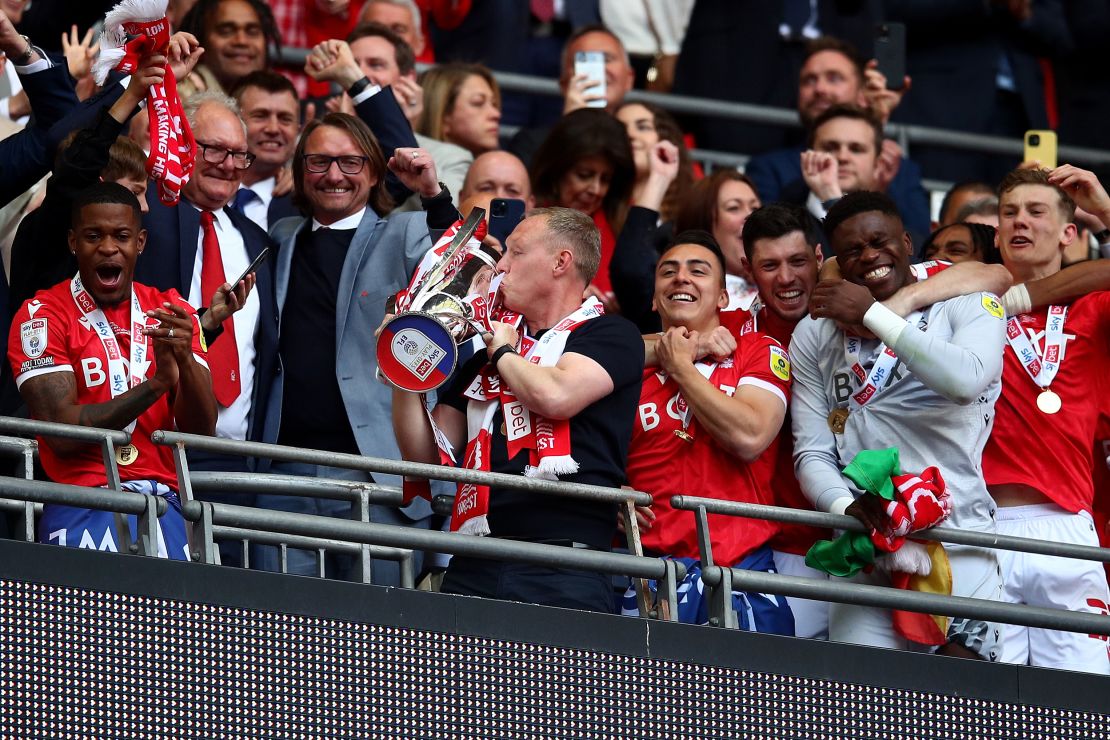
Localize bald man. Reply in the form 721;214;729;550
459;150;535;207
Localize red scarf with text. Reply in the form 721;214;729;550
95;1;195;206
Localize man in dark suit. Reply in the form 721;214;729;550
884;0;1070;184
745;37;931;242
263;113;459;585
136;91;279;567
230;71;301;231
673;0;877;156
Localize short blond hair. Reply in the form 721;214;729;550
528;207;600;285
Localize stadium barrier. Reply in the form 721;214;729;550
1;416;1109;640
671;496;1110;635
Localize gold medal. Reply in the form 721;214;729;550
1036;389;1062;415
115;444;139;466
827;408;849;434
673;429;694;443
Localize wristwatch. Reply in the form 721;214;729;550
347;77;372;98
12;35;35;65
1094;228;1110;246
491;344;517;367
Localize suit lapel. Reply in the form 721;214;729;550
336;210;381;348
274;219;308;318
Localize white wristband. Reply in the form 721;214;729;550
862;301;909;346
829;496;854;516
1001;283;1031;316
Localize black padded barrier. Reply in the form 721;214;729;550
0;539;1106;738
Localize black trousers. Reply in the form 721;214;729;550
442;554;616;614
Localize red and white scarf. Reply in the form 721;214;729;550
402;271;603;535
94;0;195;206
450;284;603;535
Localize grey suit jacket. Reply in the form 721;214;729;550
266;208;439;519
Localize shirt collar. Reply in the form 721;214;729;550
312;207;367;232
243;177;275;203
191;201;232;230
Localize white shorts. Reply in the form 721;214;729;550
772;550;829;640
828;542;1002;660
996;504;1110;674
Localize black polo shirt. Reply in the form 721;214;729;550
440;313;645;550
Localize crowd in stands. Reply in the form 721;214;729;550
0;0;1109;676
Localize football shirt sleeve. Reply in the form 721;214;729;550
8;295;73;388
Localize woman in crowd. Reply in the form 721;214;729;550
417;63;502;157
921;222;1002;264
674;170;762;309
531;108;635;312
615;100;694;223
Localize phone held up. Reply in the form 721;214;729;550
1024;130;1058;169
873;22;906;91
487;198;526;248
574;50;607;108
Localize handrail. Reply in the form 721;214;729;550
709;567;1110;637
272;46;1110;166
153;430;653;507
0;477;167;516
670;496;1110;564
184;500;682;583
189;471;405;505
211;525;416;588
0;417;130;445
0;435;36;458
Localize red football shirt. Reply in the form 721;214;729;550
983;291;1110;513
8;280;207;490
628;327;791;565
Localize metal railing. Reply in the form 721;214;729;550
152;429;672;616
4;415;1110;640
670;495;1110;639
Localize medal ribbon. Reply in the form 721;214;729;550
70;274;149;433
842;310;924;411
668;360;716;437
1004;305;1067;391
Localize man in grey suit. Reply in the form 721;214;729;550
262;112;459;584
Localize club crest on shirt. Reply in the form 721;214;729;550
769;345;791;382
20;318;47;358
981;293;1004;320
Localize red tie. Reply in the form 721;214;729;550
200;210;241;407
531;0;555;22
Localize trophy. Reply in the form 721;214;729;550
376;208;499;392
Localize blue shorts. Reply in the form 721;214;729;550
38;480;190;561
621;545;795;634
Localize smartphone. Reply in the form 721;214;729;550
1024;130;1058;168
487;198;526;247
233;247;270;288
574;50;607;108
874;22;906;91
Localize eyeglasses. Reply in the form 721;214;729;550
303;154;371;175
196;141;255;169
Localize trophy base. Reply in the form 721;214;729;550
376;312;460;392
